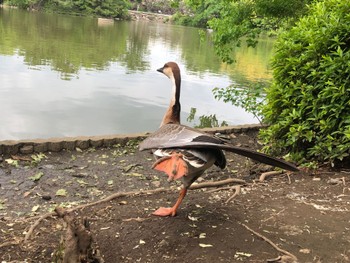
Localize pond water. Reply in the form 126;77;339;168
0;8;274;140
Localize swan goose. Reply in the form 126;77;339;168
139;62;298;217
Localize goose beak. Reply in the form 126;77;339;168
157;67;164;73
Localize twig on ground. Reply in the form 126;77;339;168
24;212;56;243
122;217;150;222
206;186;235;193
0;239;21;249
225;185;241;203
259;171;284;182
262;208;286;222
189;178;246;190
241;223;297;262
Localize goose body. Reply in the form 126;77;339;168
140;62;298;216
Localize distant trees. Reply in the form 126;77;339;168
3;0;130;18
174;0;313;63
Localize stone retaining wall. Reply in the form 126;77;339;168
0;124;263;155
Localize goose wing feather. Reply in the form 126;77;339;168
139;124;222;150
139;124;298;172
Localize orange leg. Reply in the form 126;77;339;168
152;188;187;217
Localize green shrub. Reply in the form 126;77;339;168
260;0;350;166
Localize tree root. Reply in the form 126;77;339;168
24;212;56;242
23;187;168;243
53;207;104;263
259;171;285;182
189;178;246;190
241;223;298;262
225;185;241;203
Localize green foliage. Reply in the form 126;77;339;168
213;82;266;123
260;0;350;166
173;0;223;28
187;108;228;128
176;0;312;63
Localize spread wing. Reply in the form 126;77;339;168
139;124;299;172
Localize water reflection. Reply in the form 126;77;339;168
0;8;273;140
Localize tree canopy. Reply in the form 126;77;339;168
175;0;313;63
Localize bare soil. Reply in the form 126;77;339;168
0;130;349;262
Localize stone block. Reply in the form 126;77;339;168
76;140;90;150
3;144;20;155
103;138;117;147
90;139;103;148
62;141;76;151
48;141;63;152
20;145;34;154
33;143;48;153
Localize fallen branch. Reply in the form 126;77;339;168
241;223;297;262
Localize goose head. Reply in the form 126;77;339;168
158;62;182;126
157;62;181;81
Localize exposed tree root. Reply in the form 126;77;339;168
241;223;298;262
189;178;246;190
259;170;285;182
24;212;56;242
225;185;241;203
53;207;104;263
23;187;168;243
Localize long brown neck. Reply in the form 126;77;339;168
160;71;181;126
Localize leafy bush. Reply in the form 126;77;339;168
260;0;350;166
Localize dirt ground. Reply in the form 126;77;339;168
0;129;349;263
